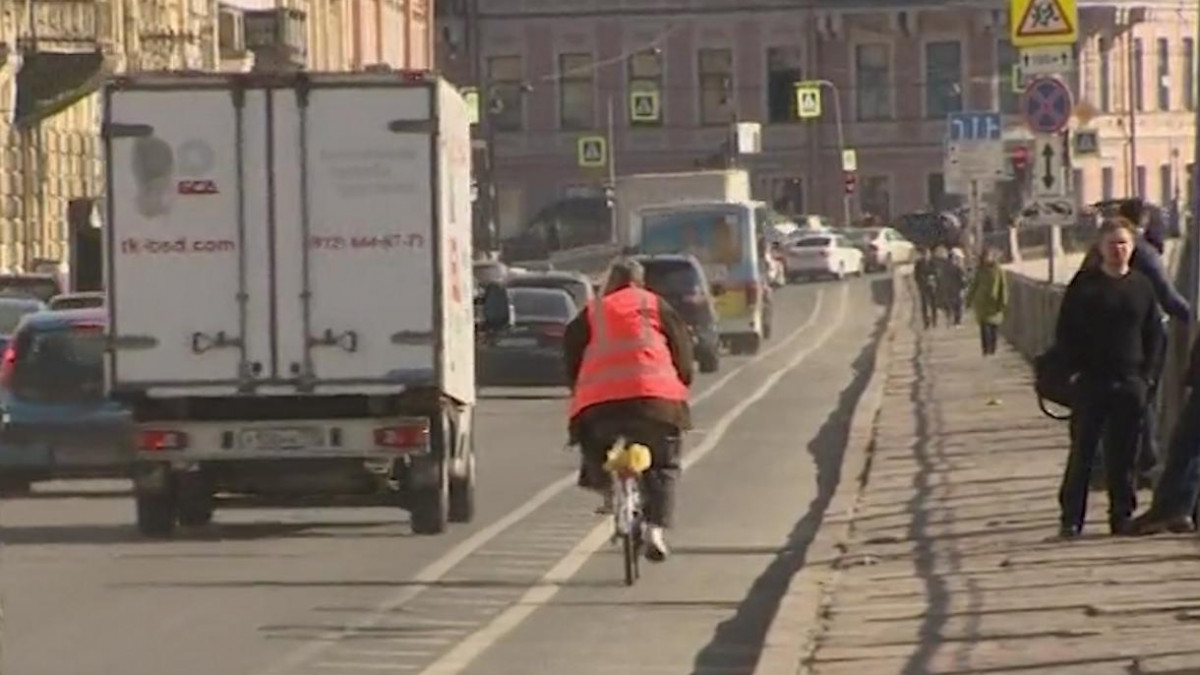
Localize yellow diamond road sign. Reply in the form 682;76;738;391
1010;0;1077;48
578;136;607;168
795;84;822;119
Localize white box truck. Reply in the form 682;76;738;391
101;71;483;537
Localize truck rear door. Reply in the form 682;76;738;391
269;78;437;394
104;82;270;397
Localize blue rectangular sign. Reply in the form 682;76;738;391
946;112;1003;142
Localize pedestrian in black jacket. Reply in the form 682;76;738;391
1056;217;1165;538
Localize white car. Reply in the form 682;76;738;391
845;227;915;272
784;234;865;282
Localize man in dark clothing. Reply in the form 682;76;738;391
913;248;939;328
1079;199;1191;484
1056;218;1164;537
562;259;694;561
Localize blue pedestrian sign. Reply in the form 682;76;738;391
1021;76;1073;134
946;112;1003;142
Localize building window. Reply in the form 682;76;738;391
486;55;524;131
698;48;734;126
1157;38;1170;110
855;43;892;121
1136;165;1147;198
1161;164;1173;205
1102;167;1114;199
767;177;804;217
628;50;664;126
927;173;946;211
1099;38;1112;112
925;41;963;118
1188;163;1195;208
1185;39;1195;111
1133;39;1144;112
997;39;1019;114
558;53;595;130
766;46;804;123
861;176;892;220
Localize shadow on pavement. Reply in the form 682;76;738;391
688;276;894;675
0;518;401;546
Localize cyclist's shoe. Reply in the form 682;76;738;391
644;525;669;562
594;491;614;515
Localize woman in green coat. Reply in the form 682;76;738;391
966;247;1008;356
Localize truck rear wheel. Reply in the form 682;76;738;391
449;442;476;523
177;476;215;528
410;459;449;535
135;489;177;538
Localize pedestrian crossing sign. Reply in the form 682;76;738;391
577;136;607;168
630;91;660;122
1010;0;1077;48
794;83;822;119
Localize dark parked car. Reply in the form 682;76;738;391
477;287;577;387
631;254;721;373
505;271;594;313
0;308;133;493
0;295;48;353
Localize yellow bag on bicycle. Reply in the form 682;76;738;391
604;442;652;474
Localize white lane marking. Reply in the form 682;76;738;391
338;650;433;658
315;662;418;671
250;289;825;675
418;284;851;675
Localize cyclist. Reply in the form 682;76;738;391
563;257;694;562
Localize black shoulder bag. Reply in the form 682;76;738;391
1033;344;1075;421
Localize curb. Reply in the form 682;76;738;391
752;267;910;675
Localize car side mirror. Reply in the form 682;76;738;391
479;283;513;331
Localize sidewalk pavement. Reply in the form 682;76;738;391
804;281;1200;675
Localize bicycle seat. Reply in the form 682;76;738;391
604;441;652;475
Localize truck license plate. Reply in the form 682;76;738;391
240;427;324;450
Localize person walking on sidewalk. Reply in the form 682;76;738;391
932;246;966;326
914;248;939;329
965;247;1008;356
1055;217;1165;538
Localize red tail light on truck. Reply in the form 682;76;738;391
374;419;431;450
138;430;189;451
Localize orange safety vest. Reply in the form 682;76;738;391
568;286;689;420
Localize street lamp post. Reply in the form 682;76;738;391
808;79;852;227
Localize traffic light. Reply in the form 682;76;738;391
844;172;856;195
1011;146;1029;172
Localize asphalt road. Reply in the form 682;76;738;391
0;275;891;675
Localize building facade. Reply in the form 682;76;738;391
437;0;1199;237
0;0;433;285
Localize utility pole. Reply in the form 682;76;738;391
467;0;496;256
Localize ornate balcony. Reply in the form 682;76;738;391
244;7;307;71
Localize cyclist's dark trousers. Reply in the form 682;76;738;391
578;416;682;528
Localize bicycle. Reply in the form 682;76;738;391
602;437;652;586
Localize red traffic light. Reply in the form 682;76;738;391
844;172;856;194
1011;146;1029;170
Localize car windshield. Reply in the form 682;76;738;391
12;324;106;402
510;290;574;322
640;207;747;267
50;295;103;310
0;302;42;335
642;261;703;296
508;277;588;309
794;237;832;248
844;229;877;243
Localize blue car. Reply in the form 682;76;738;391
0;308;134;493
